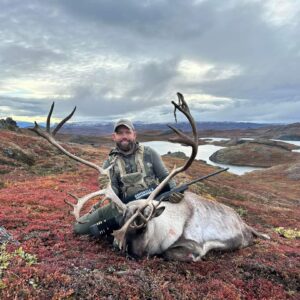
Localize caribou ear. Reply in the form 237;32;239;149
152;206;165;218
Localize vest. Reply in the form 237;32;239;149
109;145;159;199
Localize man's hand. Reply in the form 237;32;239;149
168;192;184;203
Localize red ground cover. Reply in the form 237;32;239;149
0;130;299;299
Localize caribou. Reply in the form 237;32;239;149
31;93;269;262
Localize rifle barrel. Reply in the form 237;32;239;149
187;167;229;186
158;167;229;200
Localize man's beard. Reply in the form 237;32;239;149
116;140;135;152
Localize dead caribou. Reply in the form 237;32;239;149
31;93;269;262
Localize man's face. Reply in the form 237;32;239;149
112;125;137;152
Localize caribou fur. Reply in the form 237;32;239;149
120;191;269;261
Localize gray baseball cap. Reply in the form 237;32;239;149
113;119;135;132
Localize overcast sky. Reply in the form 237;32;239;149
1;0;300;124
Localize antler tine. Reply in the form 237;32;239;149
146;93;198;201
113;210;141;251
113;202;157;251
64;190;105;222
53;106;77;136
64;187;127;223
30;104;104;173
46;102;55;133
167;124;195;146
131;204;154;229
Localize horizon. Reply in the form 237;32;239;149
13;119;289;129
1;1;300;124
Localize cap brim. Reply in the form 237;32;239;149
114;124;132;132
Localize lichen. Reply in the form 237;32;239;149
274;227;300;239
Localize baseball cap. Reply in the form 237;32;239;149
113;119;135;132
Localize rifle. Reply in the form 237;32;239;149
156;167;229;201
123;167;229;203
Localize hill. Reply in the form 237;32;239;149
0;129;299;299
210;139;300;167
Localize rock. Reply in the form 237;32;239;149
2;147;35;166
0;117;19;131
164;151;188;159
222;138;298;151
285;163;300;180
0;226;19;245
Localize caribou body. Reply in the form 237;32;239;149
117;192;269;261
31;93;269;262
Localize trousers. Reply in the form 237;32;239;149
73;203;120;235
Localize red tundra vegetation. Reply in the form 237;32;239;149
0;129;299;299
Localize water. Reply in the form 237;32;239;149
272;139;300;146
199;137;254;143
199;137;230;143
272;139;300;153
144;141;262;175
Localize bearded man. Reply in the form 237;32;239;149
74;119;176;237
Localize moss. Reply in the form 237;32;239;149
0;280;6;290
192;182;247;202
236;207;248;217
31;161;77;176
274;227;300;239
0;158;18;166
0;243;37;274
0;169;11;175
2;148;35;166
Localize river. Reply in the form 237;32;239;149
144;138;300;175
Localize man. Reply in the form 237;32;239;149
74;118;176;237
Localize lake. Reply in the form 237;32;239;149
144;138;300;175
143;141;261;175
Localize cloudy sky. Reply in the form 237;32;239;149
1;0;300;124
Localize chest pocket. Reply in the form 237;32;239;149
116;146;158;198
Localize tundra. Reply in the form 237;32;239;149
32;93;269;262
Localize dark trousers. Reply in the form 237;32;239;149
73;203;120;235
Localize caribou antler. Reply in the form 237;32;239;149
65;185;126;222
30;102;103;173
148;92;198;200
30;102;126;220
113;92;199;251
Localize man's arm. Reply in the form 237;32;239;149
149;147;176;189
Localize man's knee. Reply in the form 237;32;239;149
72;203;119;235
73;221;90;235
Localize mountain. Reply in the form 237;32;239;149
16;121;34;128
257;122;300;140
59;121;274;136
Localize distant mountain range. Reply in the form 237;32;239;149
16;121;35;128
56;121;277;136
15;119;300;141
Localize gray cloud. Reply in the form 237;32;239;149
0;0;299;123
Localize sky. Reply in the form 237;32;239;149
1;0;300;124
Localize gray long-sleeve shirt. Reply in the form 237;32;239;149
103;144;176;200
